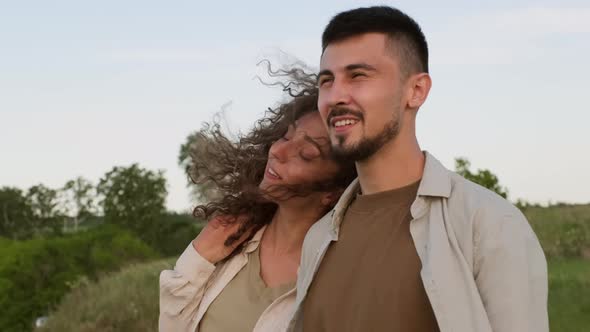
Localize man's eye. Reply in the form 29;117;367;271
319;78;333;86
351;72;366;78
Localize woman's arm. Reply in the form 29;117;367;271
159;243;216;331
159;216;252;331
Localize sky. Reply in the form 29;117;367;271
1;0;589;212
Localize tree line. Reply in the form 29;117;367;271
2;128;516;243
0;164;168;241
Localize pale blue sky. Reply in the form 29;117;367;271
1;1;589;212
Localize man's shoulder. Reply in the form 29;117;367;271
446;172;525;224
305;212;333;246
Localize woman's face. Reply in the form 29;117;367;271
259;112;341;195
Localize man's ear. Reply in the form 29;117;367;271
321;189;344;208
407;73;432;109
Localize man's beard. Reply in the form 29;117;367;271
331;115;400;162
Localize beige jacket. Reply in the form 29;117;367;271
288;152;548;332
159;226;296;332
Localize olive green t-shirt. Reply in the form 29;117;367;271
199;246;294;332
302;180;440;332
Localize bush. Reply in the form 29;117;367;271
0;225;158;332
145;213;204;256
40;259;174;332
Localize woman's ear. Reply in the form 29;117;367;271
320;189;344;208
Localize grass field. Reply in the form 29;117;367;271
525;203;590;258
548;259;590;331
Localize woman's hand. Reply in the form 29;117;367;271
192;215;251;264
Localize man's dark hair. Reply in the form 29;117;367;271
322;6;428;76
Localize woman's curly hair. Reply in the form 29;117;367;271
188;62;357;248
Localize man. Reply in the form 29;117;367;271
288;6;548;332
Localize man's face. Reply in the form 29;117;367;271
318;33;406;161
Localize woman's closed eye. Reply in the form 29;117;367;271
300;146;320;161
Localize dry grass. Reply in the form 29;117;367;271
39;259;174;332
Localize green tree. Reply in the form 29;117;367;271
61;177;96;232
97;164;167;240
0;187;34;239
26;184;63;235
454;158;509;198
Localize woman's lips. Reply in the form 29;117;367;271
266;166;282;180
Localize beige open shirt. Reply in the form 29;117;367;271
287;152;549;332
159;226;296;332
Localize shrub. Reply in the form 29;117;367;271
145;213;204;256
40;259;174;332
0;225;158;332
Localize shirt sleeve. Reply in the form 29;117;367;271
159;242;216;331
473;210;549;332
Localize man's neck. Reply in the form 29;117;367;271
356;134;425;195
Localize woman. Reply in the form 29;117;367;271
159;67;356;332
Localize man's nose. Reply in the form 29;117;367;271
324;79;352;107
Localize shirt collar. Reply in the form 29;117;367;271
330;151;452;234
243;225;267;253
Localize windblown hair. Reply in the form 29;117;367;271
189;63;356;248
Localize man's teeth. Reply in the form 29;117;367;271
334;119;358;127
